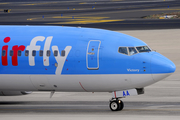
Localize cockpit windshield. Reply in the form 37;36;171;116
128;47;137;55
136;46;151;53
118;46;151;56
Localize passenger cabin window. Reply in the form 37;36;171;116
129;47;137;55
136;46;151;53
54;50;58;57
18;50;21;56
25;50;29;56
32;50;36;56
118;47;128;55
47;50;51;57
10;50;13;56
2;50;6;56
39;50;43;57
61;50;65;57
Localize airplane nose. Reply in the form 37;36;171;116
151;53;176;82
151;53;176;74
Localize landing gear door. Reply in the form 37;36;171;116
86;40;101;70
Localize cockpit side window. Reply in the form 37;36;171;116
118;47;128;55
136;46;151;53
129;47;137;55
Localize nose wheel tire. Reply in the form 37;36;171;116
118;100;124;111
110;101;119;111
109;100;124;111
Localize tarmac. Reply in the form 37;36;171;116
0;29;180;120
0;0;180;30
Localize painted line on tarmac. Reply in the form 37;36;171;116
25;7;170;21
0;3;10;5
107;22;180;24
124;108;180;112
20;1;87;6
0;108;106;111
79;2;87;4
46;19;124;24
27;16;109;21
0;108;180;112
143;9;180;11
27;15;124;24
0;105;107;107
25;7;180;22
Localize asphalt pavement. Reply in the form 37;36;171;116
0;0;180;30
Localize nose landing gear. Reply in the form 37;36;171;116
109;99;124;111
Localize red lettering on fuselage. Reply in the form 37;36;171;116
2;45;8;66
2;37;11;66
4;37;10;43
12;45;25;66
2;37;25;66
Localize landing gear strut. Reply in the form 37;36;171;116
109;98;124;111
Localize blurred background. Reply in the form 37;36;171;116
0;0;180;30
